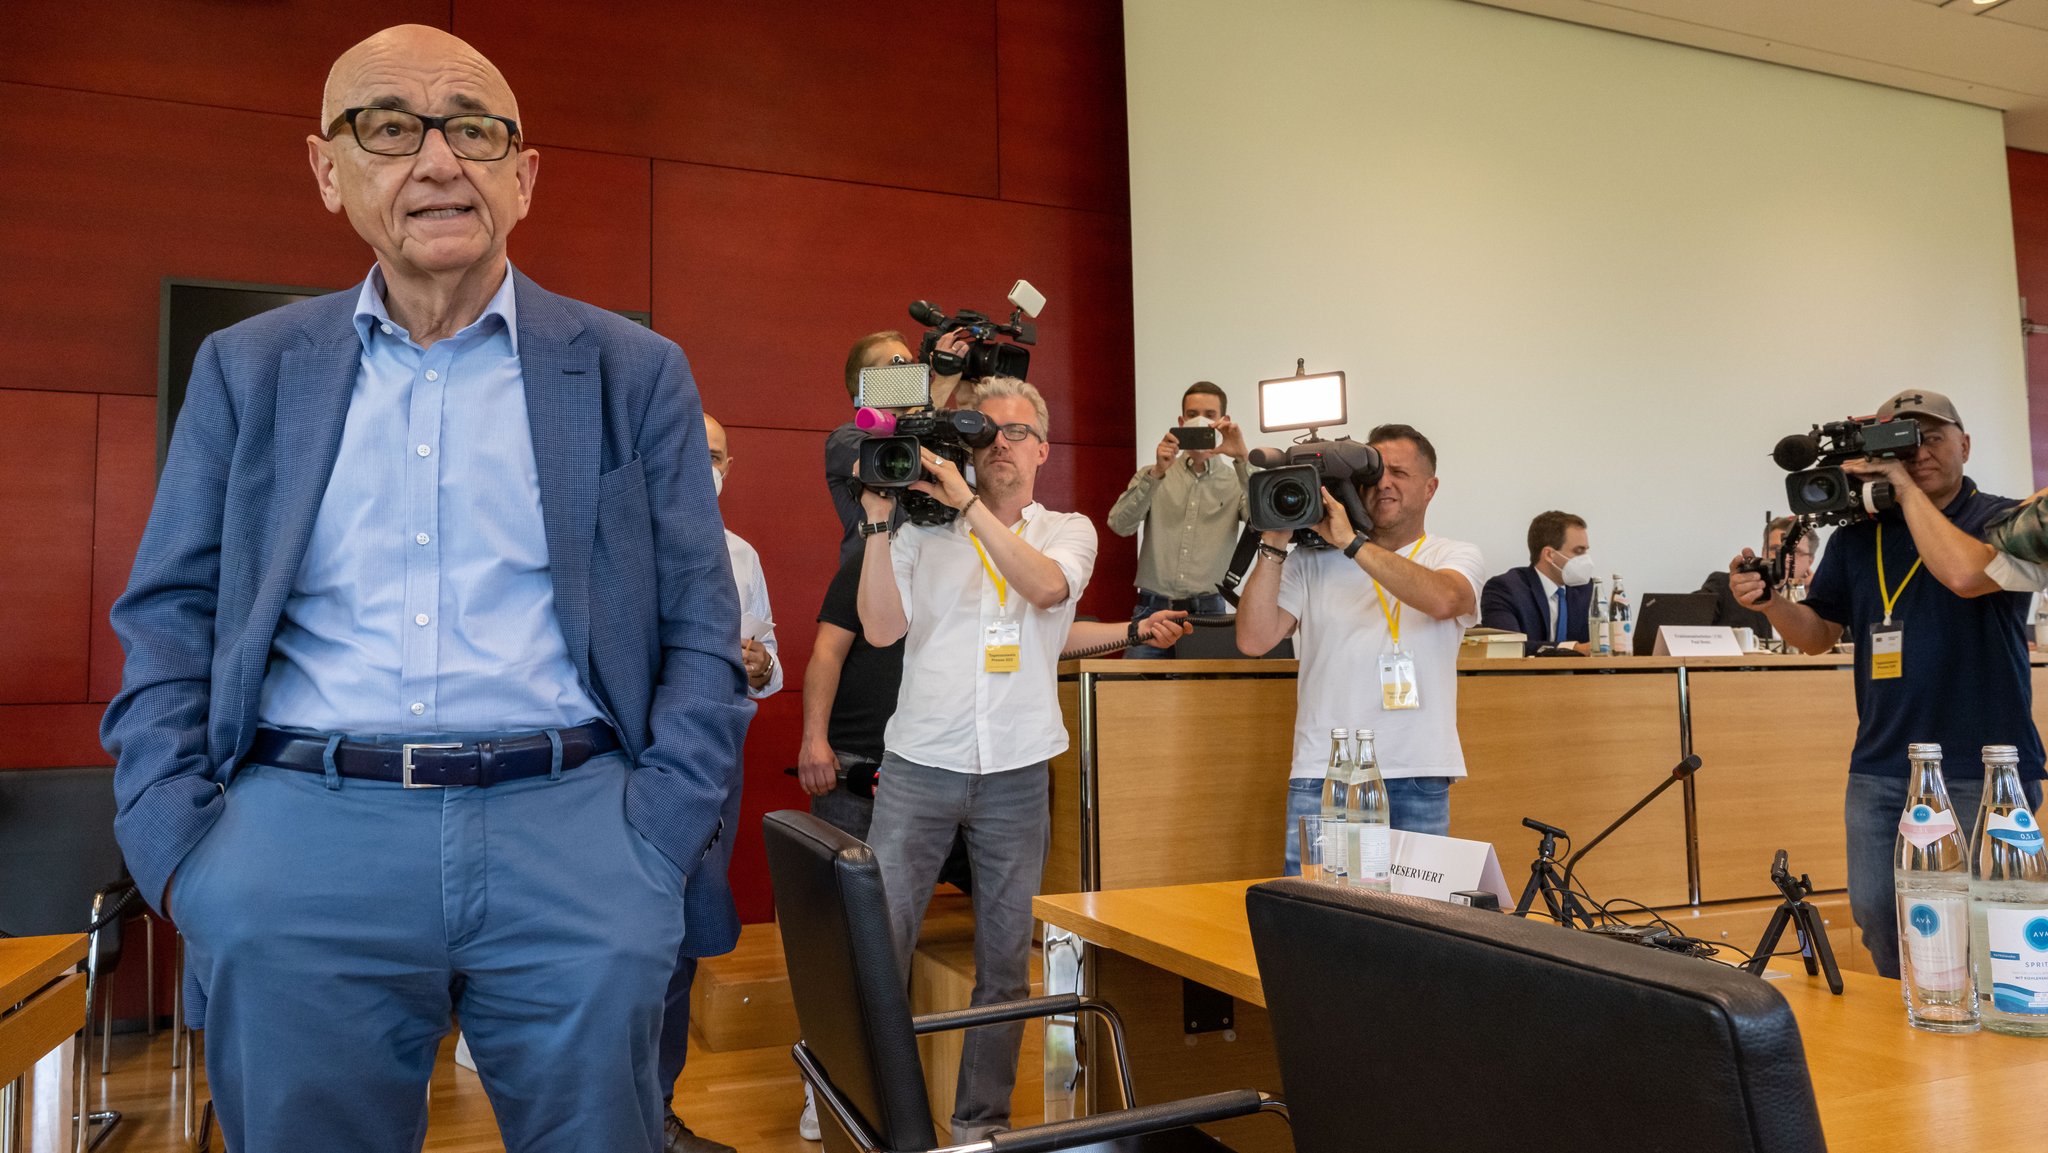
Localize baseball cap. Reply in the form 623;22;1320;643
1876;389;1962;427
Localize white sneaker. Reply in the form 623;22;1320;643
798;1085;821;1141
452;1032;477;1073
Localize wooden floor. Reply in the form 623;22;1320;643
90;1021;1045;1152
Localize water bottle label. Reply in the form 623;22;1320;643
1607;620;1632;654
1987;810;2045;854
1984;907;2048;1014
1899;894;1969;991
1897;804;1959;849
1355;824;1391;883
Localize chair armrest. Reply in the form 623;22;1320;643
985;1090;1277;1153
911;994;1081;1035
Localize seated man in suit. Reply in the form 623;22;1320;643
1480;510;1593;653
1700;516;1814;642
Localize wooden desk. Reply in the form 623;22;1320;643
1035;883;2048;1153
0;934;86;1087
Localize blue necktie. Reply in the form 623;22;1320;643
1554;588;1569;644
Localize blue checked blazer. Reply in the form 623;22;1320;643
102;272;754;958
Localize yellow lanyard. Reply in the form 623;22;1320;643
1372;535;1429;647
969;520;1028;611
1875;522;1923;626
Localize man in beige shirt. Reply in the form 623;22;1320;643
1107;382;1252;658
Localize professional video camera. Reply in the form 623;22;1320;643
1247;440;1383;547
1767;416;1923;527
910;279;1045;383
853;360;996;528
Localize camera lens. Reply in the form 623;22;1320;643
1797;473;1841;508
874;440;919;484
1271;480;1311;520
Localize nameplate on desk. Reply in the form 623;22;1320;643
1652;625;1744;656
1389;830;1514;908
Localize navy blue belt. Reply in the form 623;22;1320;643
246;722;620;788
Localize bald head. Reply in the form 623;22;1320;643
321;25;519;130
704;415;731;477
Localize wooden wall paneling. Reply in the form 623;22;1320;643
1452;669;1691;908
458;1;1000;197
1048;680;1083;894
1092;678;1297;888
0;2;444;115
1687;668;1856;901
89;395;155;703
2011;149;2048;488
649;160;1134;443
0;705;112;769
996;0;1132;214
503;148;653;313
0;391;97;704
0;85;368;397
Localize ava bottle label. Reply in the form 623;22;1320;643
1904;895;1972;991
1987;810;2045;854
1983;908;2048;1014
1899;803;1960;850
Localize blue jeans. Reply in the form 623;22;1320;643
173;754;684;1153
1844;771;2040;979
1125;591;1230;660
1282;775;1455;875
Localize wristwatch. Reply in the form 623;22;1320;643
858;519;891;538
1342;534;1369;559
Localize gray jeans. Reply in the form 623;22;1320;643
868;752;1049;1141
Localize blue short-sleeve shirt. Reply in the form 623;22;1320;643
1801;476;2043;781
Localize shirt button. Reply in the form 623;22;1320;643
416;444;432;457
410;702;425;716
380;323;393;336
425;369;440;382
415;532;430;545
414;613;430;626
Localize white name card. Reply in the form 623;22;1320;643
1387;830;1514;909
1652;625;1744;656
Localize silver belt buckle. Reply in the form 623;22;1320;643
401;742;463;788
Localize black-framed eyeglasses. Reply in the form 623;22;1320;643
323;107;522;161
997;422;1044;443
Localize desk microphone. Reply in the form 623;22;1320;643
1557;755;1702;918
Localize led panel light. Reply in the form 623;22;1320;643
1257;370;1347;433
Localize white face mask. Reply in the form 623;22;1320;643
1180;415;1213;428
1559;553;1595;587
711;464;725;497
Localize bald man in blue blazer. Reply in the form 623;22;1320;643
1480;511;1595;654
101;25;750;1153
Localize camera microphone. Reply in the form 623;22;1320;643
855;407;898;435
1247;446;1288;469
909;300;946;327
1771;433;1821;472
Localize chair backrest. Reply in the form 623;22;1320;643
0;766;125;936
1246;879;1826;1153
763;810;938;1152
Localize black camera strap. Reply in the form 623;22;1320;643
1216;525;1263;608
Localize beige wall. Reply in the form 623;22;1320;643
1124;0;2028;595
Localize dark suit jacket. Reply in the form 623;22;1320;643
1480;565;1592;654
102;271;753;958
1700;570;1776;641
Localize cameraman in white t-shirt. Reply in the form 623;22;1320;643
1235;424;1485;874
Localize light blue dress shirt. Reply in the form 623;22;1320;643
258;265;604;736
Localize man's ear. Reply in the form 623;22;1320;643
307;137;345;214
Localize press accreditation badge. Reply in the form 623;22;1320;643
984;618;1022;674
1870;623;1904;681
1379;649;1420;710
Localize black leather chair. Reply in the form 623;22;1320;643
1246;879;1827;1153
762;810;1287;1153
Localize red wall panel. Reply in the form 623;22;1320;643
0;391;97;704
2012;149;2048;488
90;396;156;703
650;160;1134;444
457;1;1000;197
2;2;445;117
997;0;1132;214
0;705;113;769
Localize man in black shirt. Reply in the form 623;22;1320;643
1701;516;1814;643
1728;389;2043;976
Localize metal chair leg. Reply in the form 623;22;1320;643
170;936;184;1071
145;915;157;1038
2;1075;22;1153
181;1027;195;1145
99;995;112;1076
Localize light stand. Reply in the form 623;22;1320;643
1744;849;1843;994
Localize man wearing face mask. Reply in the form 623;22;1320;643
1480;511;1594;654
1107;382;1251;658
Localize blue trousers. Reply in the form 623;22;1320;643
1282;775;1454;875
173;754;685;1153
1844;771;2041;979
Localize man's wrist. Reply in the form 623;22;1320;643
1342;533;1368;559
